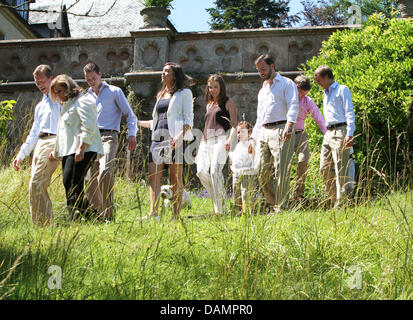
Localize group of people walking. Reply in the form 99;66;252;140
13;53;356;226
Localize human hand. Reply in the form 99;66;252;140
13;158;22;171
224;140;230;152
282;122;294;142
248;139;255;154
344;136;354;149
75;149;85;162
126;136;137;151
172;132;183;149
49;153;58;162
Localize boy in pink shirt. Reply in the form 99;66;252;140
293;75;327;201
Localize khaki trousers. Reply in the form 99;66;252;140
292;131;310;199
257;123;295;210
85;132;118;218
320;127;350;205
233;174;258;212
29;136;59;226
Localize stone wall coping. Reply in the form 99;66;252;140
130;28;175;39
174;25;353;40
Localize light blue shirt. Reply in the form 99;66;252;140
251;73;299;141
323;81;356;137
86;81;137;136
17;94;61;160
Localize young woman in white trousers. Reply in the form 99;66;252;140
196;74;237;214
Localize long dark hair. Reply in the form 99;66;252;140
204;74;228;107
157;62;192;99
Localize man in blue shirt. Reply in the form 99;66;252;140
13;65;60;226
314;65;356;208
83;62;138;221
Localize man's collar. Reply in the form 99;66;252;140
324;81;338;94
263;73;281;88
89;81;107;94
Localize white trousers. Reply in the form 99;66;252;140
196;135;228;214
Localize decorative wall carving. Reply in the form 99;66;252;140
106;48;131;74
38;52;61;66
179;46;203;72
215;44;240;71
251;42;279;66
141;41;160;68
1;55;26;82
288;40;314;70
70;52;89;72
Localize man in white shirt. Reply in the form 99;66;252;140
12;65;60;226
83;62;138;220
249;55;299;214
314;65;356;208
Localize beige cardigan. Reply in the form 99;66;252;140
54;94;104;159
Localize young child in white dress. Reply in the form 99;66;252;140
229;121;259;213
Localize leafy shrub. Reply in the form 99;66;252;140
0;100;15;138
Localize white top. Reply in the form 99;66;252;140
150;88;194;141
229;140;258;176
251;73;299;141
54;94;104;158
85;81;138;136
323;81;356;137
17;94;61;161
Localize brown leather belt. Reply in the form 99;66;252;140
99;129;118;134
38;132;56;139
263;120;287;128
327;122;346;130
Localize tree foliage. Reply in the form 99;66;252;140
299;0;399;26
206;0;299;30
302;14;413;178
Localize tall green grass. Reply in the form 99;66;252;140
0;163;412;299
1;93;412;299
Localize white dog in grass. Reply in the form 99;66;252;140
160;185;191;209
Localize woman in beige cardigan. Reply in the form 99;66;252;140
50;74;104;221
138;62;194;220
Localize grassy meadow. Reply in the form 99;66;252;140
0;163;412;300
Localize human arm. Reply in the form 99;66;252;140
137;120;152;128
283;80;299;142
224;98;238;151
308;97;327;134
76;96;98;161
172;89;194;149
342;86;356;148
15;104;42;164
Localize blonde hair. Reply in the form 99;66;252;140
49;74;83;103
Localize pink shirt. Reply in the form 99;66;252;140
295;96;327;134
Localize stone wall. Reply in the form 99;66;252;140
0;24;350;173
